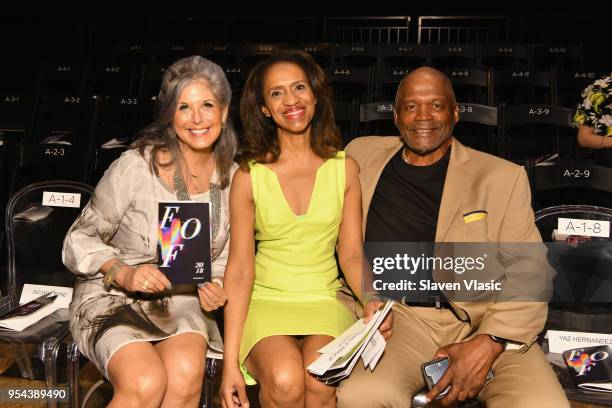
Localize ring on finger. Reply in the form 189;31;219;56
141;279;149;290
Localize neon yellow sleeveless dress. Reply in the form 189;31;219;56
239;151;356;384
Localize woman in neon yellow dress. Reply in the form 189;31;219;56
221;51;392;408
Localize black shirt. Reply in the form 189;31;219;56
365;146;451;243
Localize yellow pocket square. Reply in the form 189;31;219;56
463;210;487;224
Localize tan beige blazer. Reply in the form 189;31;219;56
346;136;549;349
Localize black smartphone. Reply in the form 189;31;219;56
422;357;451;398
0;293;58;320
422;357;495;400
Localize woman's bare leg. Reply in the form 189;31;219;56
246;335;306;408
300;335;337;408
107;342;167;408
155;332;207;408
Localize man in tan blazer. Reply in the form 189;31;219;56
336;67;568;407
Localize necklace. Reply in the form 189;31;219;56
185;154;213;194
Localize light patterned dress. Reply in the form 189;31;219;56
63;148;236;377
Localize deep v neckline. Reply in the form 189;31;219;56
261;159;330;218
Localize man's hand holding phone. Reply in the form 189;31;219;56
424;334;502;406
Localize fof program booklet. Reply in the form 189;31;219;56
564;345;612;393
0;284;73;332
307;301;394;384
157;201;212;285
0;294;57;331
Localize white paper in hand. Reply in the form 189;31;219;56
362;329;385;368
307;319;369;375
307;301;393;377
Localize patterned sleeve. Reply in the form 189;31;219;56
573;74;612;136
62;151;143;277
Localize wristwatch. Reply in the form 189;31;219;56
490;335;508;346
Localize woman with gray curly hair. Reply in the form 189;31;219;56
63;55;238;408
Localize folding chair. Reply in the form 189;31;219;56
0;88;37;254
89;95;142;185
417;16;510;45
241;43;286;70
554;69;604;108
492;68;553;105
290;43;332;68
379;43;430;70
113;42;154;66
152;41;194;68
336;99;359;146
529;161;612;213
372;68;409;101
374;44;429;100
324;16;411;45
454;102;499;155
327;67;371;104
481;43;528;71
195;42;242;67
88;61;142;98
499;103;574;163
11;92;98;195
332;43;379;70
443;68;492;105
531;43;583;72
358;100;395;137
430;44;479;70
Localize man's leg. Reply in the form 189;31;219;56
336;305;442;408
479;343;570;408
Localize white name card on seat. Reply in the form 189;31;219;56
547;329;612;353
20;284;73;309
557;217;610;238
42;191;81;208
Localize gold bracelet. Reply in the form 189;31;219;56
212;277;224;288
103;260;126;288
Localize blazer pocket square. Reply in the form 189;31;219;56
463;210;487;224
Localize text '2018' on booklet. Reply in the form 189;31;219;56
564;345;612;393
307;301;394;384
158;202;212;285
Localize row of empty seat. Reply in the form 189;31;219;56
0;99;608;211
0;43;597;99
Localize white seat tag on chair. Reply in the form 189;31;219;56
42;191;81;208
206;348;223;360
557;218;610;238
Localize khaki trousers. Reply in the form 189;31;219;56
336;304;569;408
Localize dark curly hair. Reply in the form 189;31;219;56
239;50;341;167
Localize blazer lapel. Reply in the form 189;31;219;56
361;139;403;237
435;139;472;243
